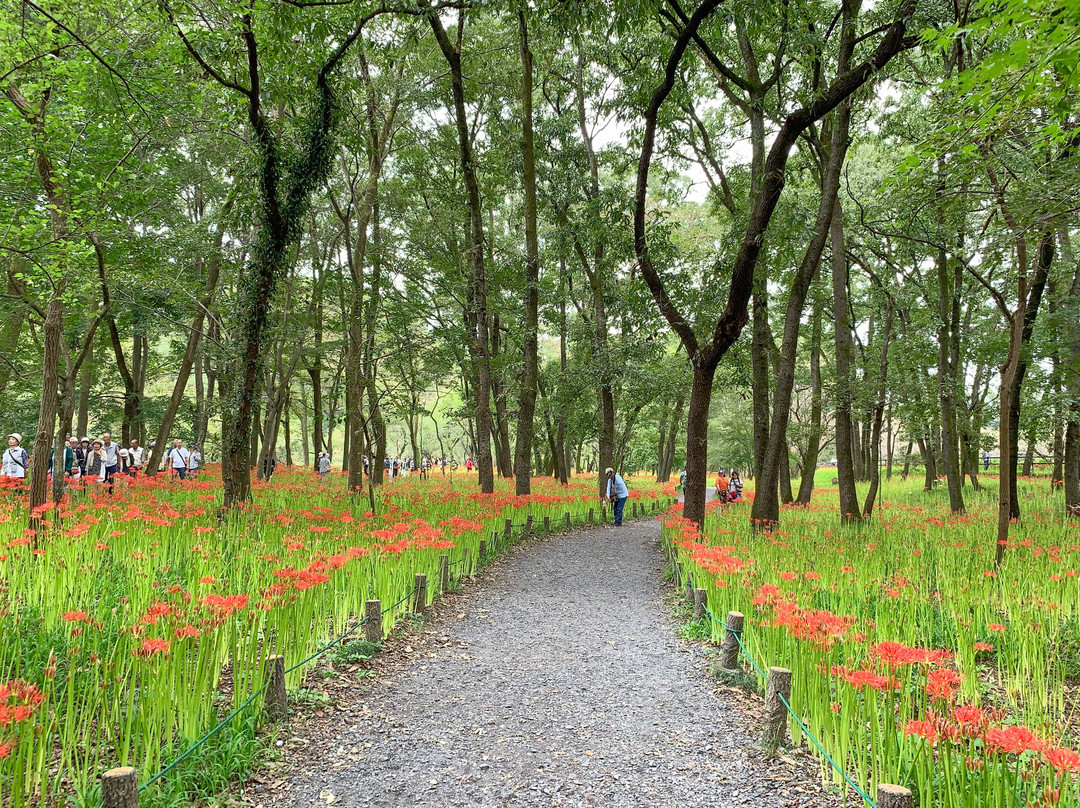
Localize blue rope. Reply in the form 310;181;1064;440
700;605;876;806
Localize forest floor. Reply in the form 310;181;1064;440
237;518;838;808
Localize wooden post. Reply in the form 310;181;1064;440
543;515;550;532
525;515;534;535
564;511;571;528
439;553;450;591
763;667;792;746
588;508;594;523
414;573;427;614
102;767;138;808
478;539;487;559
601;504;607;522
720;611;744;669
684;577;693;603
504;518;512;539
877;785;913;808
632;501;638;517
464;548;473;579
491;530;498;549
264;654;287;723
365;600;382;644
693;588;706;621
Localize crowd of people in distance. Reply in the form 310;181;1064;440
0;431;202;490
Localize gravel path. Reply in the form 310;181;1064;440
256;519;833;808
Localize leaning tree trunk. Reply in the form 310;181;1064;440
683;360;719;525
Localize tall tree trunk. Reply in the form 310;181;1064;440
831;200;861;523
490;315;514;478
429;10;494;494
751;280;770;482
863;298;894;516
797;304;824;505
935;244;965;513
514;4;540;495
1063;230;1080;513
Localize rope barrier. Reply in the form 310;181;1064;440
700;605;876;807
141;584;420;792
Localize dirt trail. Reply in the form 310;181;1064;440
253;519;833;808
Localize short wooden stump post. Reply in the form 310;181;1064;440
525;515;534;536
464;548;473;579
504;518;512;539
601;504;607;522
543;515;551;532
414;573;427;614
693;588;706;621
478;539;487;559
102;766;138;808
877;785;913;808
564;511;571;528
684;577;694;604
491;530;499;549
763;666;792;747
720;611;744;669
439;553;450;591
632;501;638;517
365;600;382;644
265;654;287;723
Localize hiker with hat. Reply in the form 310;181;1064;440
189;444;202;477
317;451;331;482
48;439;75;478
605;466;629;527
2;433;28;480
86;439;108;481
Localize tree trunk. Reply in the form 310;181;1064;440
429;10;494;494
30;295;63;524
797;304;823;505
683;361;718;525
751;280;770;482
514;4;540;495
831;200;861;523
935;244;965;513
863;298;894;516
490;315;514;478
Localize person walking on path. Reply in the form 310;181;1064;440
75;438;90;478
679;467;686;491
318;451;331;482
2;433;28;482
101;433;119;481
167;439;191;480
606;467;629;526
189;444;202;477
715;470;729;504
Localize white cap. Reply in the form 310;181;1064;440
7;433;21;443
605;467;614;475
80;436;90;442
119;449;129;457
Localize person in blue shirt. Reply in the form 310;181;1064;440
605;467;629;526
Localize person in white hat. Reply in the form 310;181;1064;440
318;451;331;482
2;433;28;480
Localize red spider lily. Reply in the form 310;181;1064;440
953;705;989;738
973;642;994;652
831;665;898;691
905;719;938;743
133;638;170;658
1044;747;1080;773
985;725;1044;755
988;623;1006;632
926;668;962;701
201;594;249;616
174;625;200;640
62;610;90;623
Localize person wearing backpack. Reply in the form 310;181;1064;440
167;439;191;480
2;433;28;481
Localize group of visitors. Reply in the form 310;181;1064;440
714;469;743;503
0;431;202;487
675;467;744;503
